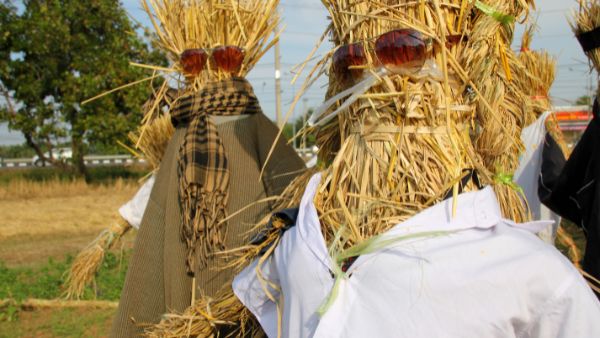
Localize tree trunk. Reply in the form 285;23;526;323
71;133;88;180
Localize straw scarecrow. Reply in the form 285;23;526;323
540;0;600;298
102;0;306;337
146;0;600;337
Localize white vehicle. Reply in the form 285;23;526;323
32;147;73;167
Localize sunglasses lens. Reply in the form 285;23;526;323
181;49;208;76
333;42;367;81
212;46;245;74
375;29;427;73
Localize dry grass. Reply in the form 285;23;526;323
0;178;137;201
0;179;137;266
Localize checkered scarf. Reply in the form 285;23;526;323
171;77;260;275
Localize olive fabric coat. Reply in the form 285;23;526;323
111;113;305;337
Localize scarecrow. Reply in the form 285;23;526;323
147;0;600;337
540;0;600;298
102;0;306;336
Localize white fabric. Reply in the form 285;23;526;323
514;111;561;244
118;175;156;229
233;173;600;338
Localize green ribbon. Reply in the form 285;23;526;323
317;230;454;316
473;0;515;25
494;172;524;195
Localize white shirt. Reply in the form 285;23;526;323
515;111;561;243
233;174;600;338
118;174;155;229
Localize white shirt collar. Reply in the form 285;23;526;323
296;173;545;270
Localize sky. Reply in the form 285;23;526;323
1;0;597;145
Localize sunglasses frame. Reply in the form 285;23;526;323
180;45;246;77
332;29;466;81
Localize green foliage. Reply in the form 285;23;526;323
0;143;38;158
0;304;18;322
0;0;166;176
0;251;130;302
576;95;592;106
282;111;316;149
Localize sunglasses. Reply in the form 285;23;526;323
180;46;245;77
332;29;465;82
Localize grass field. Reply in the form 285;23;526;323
0;168;142;337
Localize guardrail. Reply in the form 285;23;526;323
0;155;146;169
0;150;317;169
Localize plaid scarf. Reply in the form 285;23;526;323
170;77;260;275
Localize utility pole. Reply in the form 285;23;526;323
302;98;308;150
275;40;282;128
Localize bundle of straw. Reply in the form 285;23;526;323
64;219;131;300
460;0;534;223
64;114;174;300
571;0;600;75
145;289;263;338
516;25;556;125
513;25;572;158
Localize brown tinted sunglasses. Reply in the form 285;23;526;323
332;29;466;81
180;46;245;76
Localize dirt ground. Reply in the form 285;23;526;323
0;180;137;267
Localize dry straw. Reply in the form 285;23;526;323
516;25;556;125
64;218;131;300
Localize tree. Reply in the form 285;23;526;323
576;95;592;107
282;108;316;149
0;0;165;178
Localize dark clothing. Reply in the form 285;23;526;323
540;99;600;298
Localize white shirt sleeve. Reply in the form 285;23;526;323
519;273;600;338
118;175;156;229
233;255;280;338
